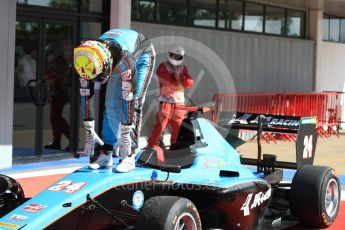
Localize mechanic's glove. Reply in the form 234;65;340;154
182;75;193;88
115;124;132;159
83;120;104;156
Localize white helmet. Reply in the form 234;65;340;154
168;45;185;66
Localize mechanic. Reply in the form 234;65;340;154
44;41;70;151
147;45;193;148
74;28;155;172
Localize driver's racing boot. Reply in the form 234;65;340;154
116;154;135;173
89;151;113;169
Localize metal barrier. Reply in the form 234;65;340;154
212;92;340;140
324;91;345;130
211;93;279;122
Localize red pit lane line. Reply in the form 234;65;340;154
17;174;67;198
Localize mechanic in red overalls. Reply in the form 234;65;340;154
148;46;193;147
44;41;70;151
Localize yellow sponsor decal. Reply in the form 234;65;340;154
218;161;226;167
310;117;317;124
301;117;317;124
0;222;19;229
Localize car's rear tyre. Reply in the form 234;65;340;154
290;165;340;228
0;174;25;217
135;196;202;230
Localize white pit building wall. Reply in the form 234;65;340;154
0;0;16;169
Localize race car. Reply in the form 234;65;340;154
0;109;341;230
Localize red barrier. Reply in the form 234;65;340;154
212;92;339;140
211;93;279;122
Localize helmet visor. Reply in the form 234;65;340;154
169;52;184;61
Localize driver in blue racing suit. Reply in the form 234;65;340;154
74;28;155;172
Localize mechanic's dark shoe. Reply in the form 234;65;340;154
44;142;61;150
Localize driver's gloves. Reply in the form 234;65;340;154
83;120;104;156
115;124;132;159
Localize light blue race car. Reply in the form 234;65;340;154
0;110;341;230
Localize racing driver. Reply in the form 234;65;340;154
74;28;155;172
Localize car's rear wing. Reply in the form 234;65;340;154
221;113;318;170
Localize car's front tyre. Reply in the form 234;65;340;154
135;196;202;230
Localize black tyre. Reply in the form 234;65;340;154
135;196;202;230
290;165;340;228
0;174;25;217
